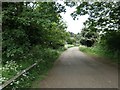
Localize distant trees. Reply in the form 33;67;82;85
80;32;97;47
66;31;76;45
80;23;98;47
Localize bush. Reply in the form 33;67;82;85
80;38;95;47
100;31;120;51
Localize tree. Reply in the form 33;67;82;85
2;2;69;63
70;2;120;49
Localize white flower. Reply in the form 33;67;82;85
23;73;27;77
15;81;19;84
10;83;13;85
0;86;2;90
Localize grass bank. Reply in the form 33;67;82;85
2;45;66;89
64;44;74;49
79;45;119;64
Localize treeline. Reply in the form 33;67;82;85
2;2;69;63
68;2;120;62
2;2;71;88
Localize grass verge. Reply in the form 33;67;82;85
79;45;119;64
2;45;65;89
64;44;74;49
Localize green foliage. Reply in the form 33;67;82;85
100;31;120;50
67;37;76;45
66;32;77;45
80;30;97;47
79;45;120;64
2;2;69;88
2;46;64;88
2;2;68;63
70;2;120;54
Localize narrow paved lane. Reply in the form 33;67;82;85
39;47;118;88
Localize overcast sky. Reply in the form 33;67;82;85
59;3;89;34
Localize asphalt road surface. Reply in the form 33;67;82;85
37;47;118;88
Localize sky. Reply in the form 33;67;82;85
59;3;89;34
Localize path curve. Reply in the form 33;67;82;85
38;47;118;88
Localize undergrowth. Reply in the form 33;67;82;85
2;45;65;89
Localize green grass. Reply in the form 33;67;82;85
65;44;74;49
79;45;119;64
